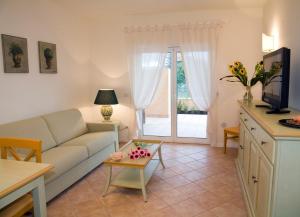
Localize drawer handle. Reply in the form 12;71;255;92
252;176;259;183
261;141;267;145
251;127;256;131
244;118;248;122
239;145;244;150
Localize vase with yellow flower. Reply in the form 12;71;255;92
220;61;264;103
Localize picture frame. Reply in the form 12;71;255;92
38;41;57;74
1;34;29;73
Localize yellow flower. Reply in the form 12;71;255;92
228;65;235;74
234;61;241;67
240;68;246;75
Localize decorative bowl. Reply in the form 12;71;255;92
110;152;124;161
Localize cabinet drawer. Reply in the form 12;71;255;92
257;129;275;164
240;111;251;129
240;109;246;122
241;112;259;138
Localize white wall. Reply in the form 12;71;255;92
0;0;91;124
263;0;300;110
88;8;263;146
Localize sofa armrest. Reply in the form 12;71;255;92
87;123;116;132
87;122;120;150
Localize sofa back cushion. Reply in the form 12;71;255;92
0;117;57;152
42;109;88;144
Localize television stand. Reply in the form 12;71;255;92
255;104;271;108
266;109;290;114
255;104;290;114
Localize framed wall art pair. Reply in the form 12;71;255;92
1;34;57;74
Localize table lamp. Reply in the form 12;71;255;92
94;89;118;121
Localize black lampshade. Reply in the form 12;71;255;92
94;89;118;105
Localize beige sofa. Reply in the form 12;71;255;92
0;109;118;201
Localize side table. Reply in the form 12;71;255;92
100;120;121;150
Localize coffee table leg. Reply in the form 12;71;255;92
158;146;165;168
139;169;147;202
102;165;112;196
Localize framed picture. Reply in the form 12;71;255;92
38;41;57;74
1;34;29;73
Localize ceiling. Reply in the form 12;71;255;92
51;0;266;19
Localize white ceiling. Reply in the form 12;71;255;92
51;0;266;19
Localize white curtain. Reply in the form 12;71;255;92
179;23;220;146
125;26;169;137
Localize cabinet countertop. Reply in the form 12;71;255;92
239;100;300;139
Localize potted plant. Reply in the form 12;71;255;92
220;61;265;102
44;48;54;69
9;43;23;68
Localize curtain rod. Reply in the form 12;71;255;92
123;20;226;32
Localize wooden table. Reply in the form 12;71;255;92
0;159;53;217
102;139;165;202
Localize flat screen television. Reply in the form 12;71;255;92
261;47;291;114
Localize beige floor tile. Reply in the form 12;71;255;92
175;182;206;198
170;198;206;216
175;156;196;163
142;206;182;217
195;210;219;217
191;191;227;210
210;203;248;217
72;199;109;217
181;170;207;182
154;168;179;179
169;164;195;174
164;174;191;187
153;188;189;205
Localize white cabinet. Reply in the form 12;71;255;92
256;153;273;217
242;128;251;184
237;124;244;168
238;113;272;217
248;140;259;208
237;101;300;217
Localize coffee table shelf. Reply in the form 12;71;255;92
111;159;160;189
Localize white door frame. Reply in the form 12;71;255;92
142;47;208;144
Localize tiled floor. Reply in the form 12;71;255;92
47;143;247;217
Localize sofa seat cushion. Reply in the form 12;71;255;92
0;117;57;152
43;146;88;183
60;132;115;157
42;109;88;145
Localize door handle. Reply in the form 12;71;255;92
251;127;256;131
239;145;244;150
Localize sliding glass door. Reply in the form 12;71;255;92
143;48;208;142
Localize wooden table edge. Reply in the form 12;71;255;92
0;164;53;198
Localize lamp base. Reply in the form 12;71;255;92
101;105;113;121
